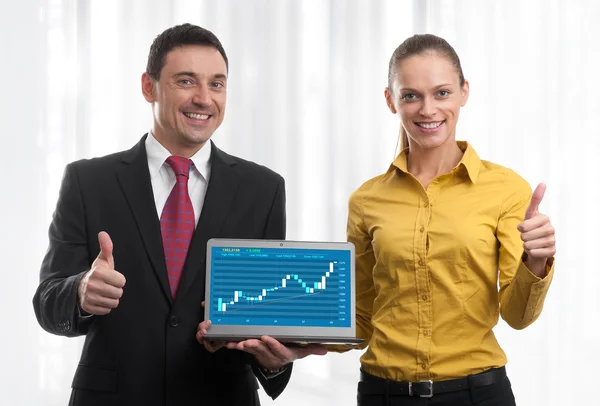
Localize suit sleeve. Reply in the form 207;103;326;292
261;175;286;240
32;163;95;337
249;175;292;400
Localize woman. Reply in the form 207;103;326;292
348;34;555;405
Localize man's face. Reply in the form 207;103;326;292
142;45;227;156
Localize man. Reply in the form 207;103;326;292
33;23;324;406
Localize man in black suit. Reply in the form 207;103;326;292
33;23;324;406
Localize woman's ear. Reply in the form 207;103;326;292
460;80;470;107
384;88;397;114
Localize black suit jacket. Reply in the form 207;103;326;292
33;135;292;406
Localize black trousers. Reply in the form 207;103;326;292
357;368;517;406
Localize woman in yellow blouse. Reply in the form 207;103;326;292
349;34;556;405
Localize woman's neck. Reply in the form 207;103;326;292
407;139;464;182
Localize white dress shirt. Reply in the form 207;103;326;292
145;131;212;226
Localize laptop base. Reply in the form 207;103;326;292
202;334;364;345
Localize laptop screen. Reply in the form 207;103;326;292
203;239;359;342
208;246;351;328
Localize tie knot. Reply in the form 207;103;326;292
165;156;193;178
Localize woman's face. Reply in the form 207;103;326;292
385;52;469;151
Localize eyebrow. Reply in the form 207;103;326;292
172;72;228;80
400;83;453;93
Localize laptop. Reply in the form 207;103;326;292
203;238;364;345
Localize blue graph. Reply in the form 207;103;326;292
208;247;351;327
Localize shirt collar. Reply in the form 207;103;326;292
389;141;481;183
146;130;212;181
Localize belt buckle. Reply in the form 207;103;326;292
409;380;433;398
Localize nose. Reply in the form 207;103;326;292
419;96;437;117
192;84;212;107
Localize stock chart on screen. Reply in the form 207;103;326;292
208;247;351;327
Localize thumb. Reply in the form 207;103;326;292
97;231;115;269
525;183;546;220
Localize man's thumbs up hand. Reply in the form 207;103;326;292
96;230;115;269
78;232;126;315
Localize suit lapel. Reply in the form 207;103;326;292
175;142;239;300
117;135;173;305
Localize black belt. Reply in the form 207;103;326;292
358;366;506;398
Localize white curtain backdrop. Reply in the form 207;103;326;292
1;0;598;405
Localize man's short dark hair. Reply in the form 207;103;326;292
146;23;229;80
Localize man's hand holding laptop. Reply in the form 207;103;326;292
196;302;327;370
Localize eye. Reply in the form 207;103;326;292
401;93;418;101
178;79;193;86
437;90;450;97
210;82;225;89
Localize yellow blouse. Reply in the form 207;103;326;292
347;141;554;382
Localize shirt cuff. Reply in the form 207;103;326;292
257;363;291;380
517;258;555;322
518;256;555;285
77;306;94;320
74;271;94;320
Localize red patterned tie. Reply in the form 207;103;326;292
160;156;195;298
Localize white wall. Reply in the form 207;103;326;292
1;1;598;405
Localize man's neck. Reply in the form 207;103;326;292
151;128;206;158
